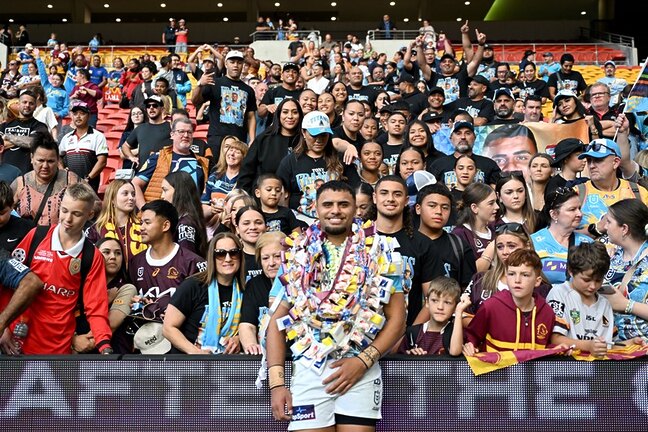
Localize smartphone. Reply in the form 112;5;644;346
598;284;616;295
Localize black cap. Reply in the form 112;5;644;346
422;112;443;123
283;62;300;72
398;72;416;84
427;86;445;97
524;50;536;57
494;87;514;100
440;53;455;62
483;44;493;50
551;138;584;167
379;103;393;114
470;75;490;87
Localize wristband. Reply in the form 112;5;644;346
625;300;636;314
268;365;285;390
357;345;382;370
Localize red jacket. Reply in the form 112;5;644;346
120;69;143;99
12;226;111;354
466;289;556;352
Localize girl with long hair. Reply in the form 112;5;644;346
403;119;443;167
234;205;268;282
87;179;146;264
163;232;246;354
528;153;554;211
493;171;537;234
161;171;208;257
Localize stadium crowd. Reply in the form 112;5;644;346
0;18;647;365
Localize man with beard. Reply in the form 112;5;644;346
347;66;377;105
488;87;520;125
64;53;87;94
446;75;494;125
0;90;49;174
259;62;301;127
428;120;500;188
123;95;171;167
192;50;257;159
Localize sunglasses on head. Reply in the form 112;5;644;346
499;170;524;179
495;222;526;234
585;141;618;156
214;248;242;259
549;186;577;209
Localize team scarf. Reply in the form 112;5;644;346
200;278;242;353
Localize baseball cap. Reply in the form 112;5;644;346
524;50;536;57
25;43;33;50
407;171;437;206
427;86;445;97
551;138;584;167
494;87;514;100
578;138;621;160
70;101;90;113
379;103;393;114
397;72;416;84
134;323;172;355
483;44;493;50
440;53;455;62
604;60;616;68
283;62;300;72
552;89;578;108
543;52;553;57
302;111;333;136
452;120;474;134
421;112;443;123
225;50;244;61
144;95;163;105
470;75;490;87
202;56;215;63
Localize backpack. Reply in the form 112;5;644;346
25;225;96;333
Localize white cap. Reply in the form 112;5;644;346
302;111;333;136
413;170;437;190
133;323;172;354
225;50;245;61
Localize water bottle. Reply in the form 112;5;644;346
12;321;28;354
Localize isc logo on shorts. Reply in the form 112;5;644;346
291;405;316;421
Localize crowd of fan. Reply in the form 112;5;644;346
0;19;647;357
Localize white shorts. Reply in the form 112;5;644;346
288;359;382;431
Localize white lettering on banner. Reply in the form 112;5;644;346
633;365;648;415
208;363;267;419
77;364;136;417
535;363;595;418
457;367;528;419
1;362;72;417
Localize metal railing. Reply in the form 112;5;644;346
367;30;424;41
580;27;635;48
249;30;321;45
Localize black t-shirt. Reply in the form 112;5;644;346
201;76;257;141
264;206;304;235
332;125;365;152
381;142;402;175
169;277;233;352
446;98;495;123
260;86;302;126
547;70;588;96
126;122;172;166
1;118;49;174
347;85;378;106
426;68;471;105
244;252;263;282
241;274;272;326
277;153;334;217
377;228;442;325
520;79;549;100
238;133;300;193
0;215;34;253
428;154;501;189
428;232;476;288
401;90;428;118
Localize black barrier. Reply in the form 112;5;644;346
1;355;648;431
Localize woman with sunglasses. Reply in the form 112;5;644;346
527;153;554;211
238;98;303;193
234;205;268;282
452;183;499;272
163;232;245;354
464;222;551;315
494;171;537;234
239;231;285;355
601;199;648;343
532;187;591;285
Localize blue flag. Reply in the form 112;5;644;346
625;58;648;113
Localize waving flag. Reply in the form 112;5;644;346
570;343;648;361
466;346;570;376
624;58;648;114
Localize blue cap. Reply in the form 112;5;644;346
578;138;621;159
452;120;474;134
494;87;514;100
302;111;333;136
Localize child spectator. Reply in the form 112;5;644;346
548;242;613;357
397;276;469;356
254;173;303;235
463;249;556;354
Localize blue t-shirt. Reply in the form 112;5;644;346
200;172;238;205
137;151;205;190
531;227;592;285
604;241;648;340
88;66;108;86
0;257;31;290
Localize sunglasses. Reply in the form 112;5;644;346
146;104;160;109
548;186;577;209
499;170;524;179
214;248;242;260
584;142;618;156
495;222;526;234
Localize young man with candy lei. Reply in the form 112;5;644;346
266;180;406;431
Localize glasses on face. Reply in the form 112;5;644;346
495;222;526;235
584;142;617;156
214;248;242;260
146;104;160;109
590;92;610;98
174;129;193;136
9;63;17;66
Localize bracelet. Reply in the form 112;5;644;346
268;365;285;390
625;300;636;314
356;345;382;370
480;255;493;263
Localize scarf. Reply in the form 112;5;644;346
200;278;242;353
